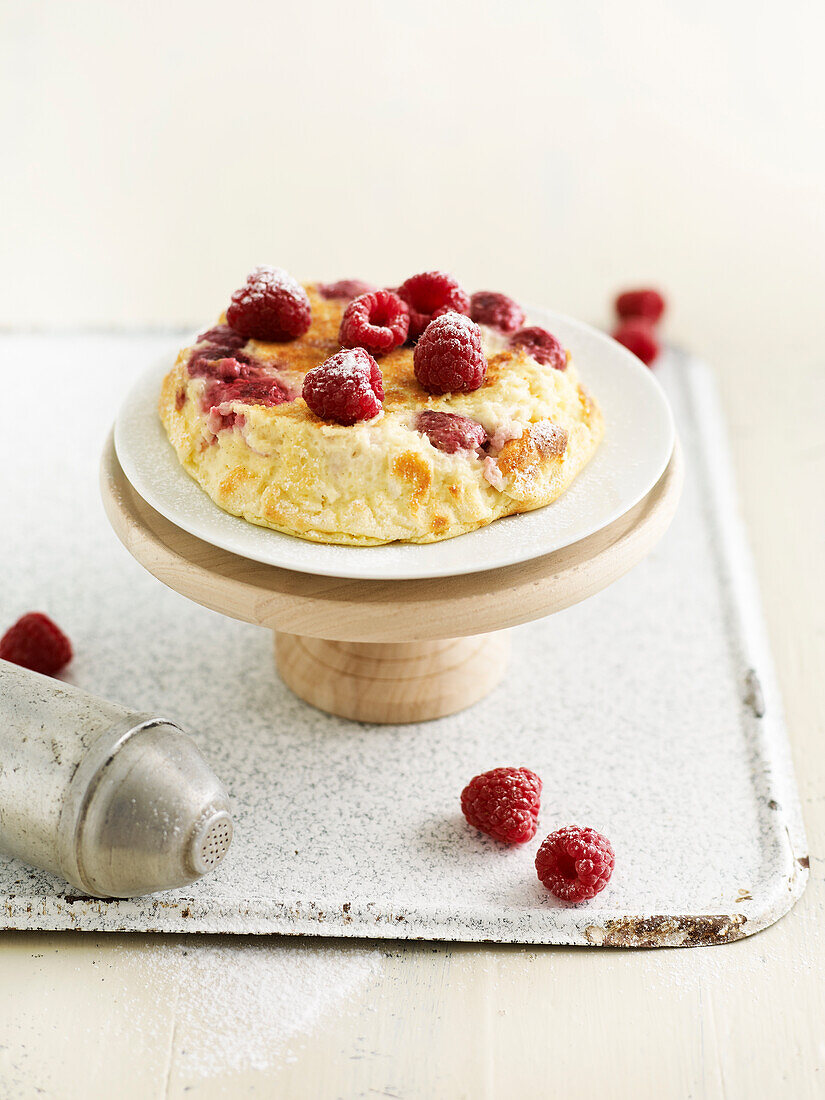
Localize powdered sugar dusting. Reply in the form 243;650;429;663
488;421;525;452
429;310;479;342
530;420;568;456
113;938;381;1078
314;348;372;385
246;264;304;298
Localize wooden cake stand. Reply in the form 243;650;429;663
101;434;683;724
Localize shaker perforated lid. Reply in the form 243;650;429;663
58;718;234;898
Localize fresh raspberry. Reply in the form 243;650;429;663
339;290;410;356
613;319;660;367
460;767;542;844
535;825;615;903
470;291;525;334
226;266;312;342
509;326;567;371
416;410;488;454
302;348;384;425
397;271;471;340
318;279;375;301
0;612;72;675
413;312;487;395
615;288;666;324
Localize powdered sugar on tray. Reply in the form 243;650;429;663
113;937;382;1078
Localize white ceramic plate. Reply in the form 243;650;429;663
114;307;675;581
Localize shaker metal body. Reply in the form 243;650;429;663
0;660;233;898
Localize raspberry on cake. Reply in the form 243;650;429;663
413;312;487;395
318;279;375;301
339;290;409;356
158;268;604;545
470;291;525;334
398;271;471;340
510;326;567;371
415;411;487;454
303;348;384;425
227;266;312;341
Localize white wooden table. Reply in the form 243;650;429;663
0;321;822;1099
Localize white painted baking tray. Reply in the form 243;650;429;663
0;337;808;945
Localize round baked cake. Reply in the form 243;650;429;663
158;269;604;545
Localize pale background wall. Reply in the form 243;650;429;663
2;0;824;364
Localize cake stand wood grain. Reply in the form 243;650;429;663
100;434;683;723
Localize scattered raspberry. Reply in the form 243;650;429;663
509;326;567;371
535;825;615;903
339;290;410;356
416;410;488;454
0;612;72;676
397;271;471;340
413;312;487;395
226;266;312;342
470;291;525;334
302;348;384;425
615;288;666;324
318;279;375;301
613;319;660;367
460;767;542;844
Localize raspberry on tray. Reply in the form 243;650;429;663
535;825;615;902
0;612;73;676
461;767;543;844
614;287;666;324
612;319;660;367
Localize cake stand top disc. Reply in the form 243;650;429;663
101;434;683;644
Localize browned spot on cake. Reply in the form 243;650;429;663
496;421;568;501
430;515;448;535
392;451;432;509
220;467;253;494
577;383;596;423
448;484;460;497
483;351;517;387
498;421;567;476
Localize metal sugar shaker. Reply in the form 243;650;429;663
0;659;233;898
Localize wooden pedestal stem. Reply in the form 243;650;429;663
275;632;511;724
101;434;682;724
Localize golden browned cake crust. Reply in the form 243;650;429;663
158;285;604;545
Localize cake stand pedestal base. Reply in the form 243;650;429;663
274;631;511;723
